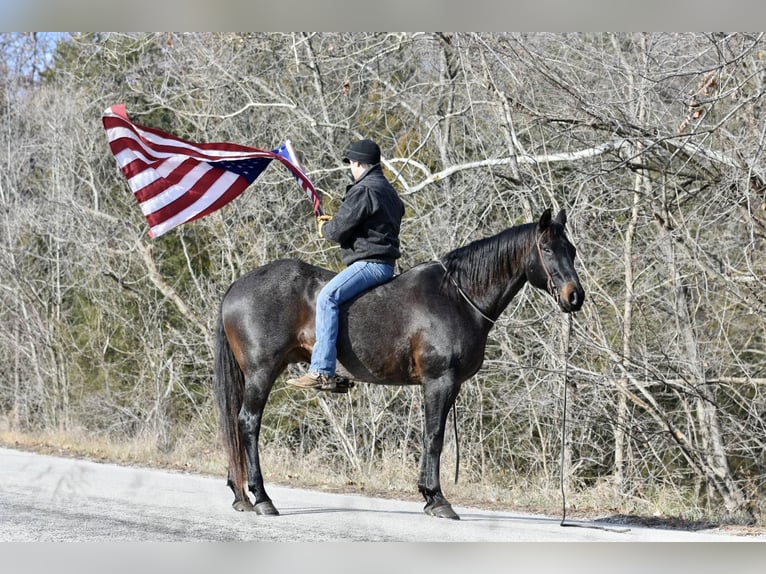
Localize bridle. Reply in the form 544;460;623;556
536;231;557;298
440;231;558;324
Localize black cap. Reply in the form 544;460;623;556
342;139;381;165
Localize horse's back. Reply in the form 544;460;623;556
219;258;474;384
223;259;328;307
221;259;331;370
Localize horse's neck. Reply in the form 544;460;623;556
477;267;528;321
462;229;533;321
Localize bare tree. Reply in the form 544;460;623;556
1;32;764;522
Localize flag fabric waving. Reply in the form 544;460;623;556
102;104;322;238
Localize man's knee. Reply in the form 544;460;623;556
317;287;340;309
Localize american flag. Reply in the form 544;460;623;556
102;104;322;238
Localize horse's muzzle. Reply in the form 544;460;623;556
558;282;585;313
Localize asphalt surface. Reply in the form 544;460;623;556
2;446;764;543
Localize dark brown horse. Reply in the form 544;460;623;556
214;208;584;519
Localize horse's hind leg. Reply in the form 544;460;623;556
227;468;253;512
239;369;280;516
419;375;461;520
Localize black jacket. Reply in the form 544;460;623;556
321;165;405;266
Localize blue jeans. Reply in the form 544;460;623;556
310;260;394;376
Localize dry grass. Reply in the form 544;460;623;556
1;425;763;536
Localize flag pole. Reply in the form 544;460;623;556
285;139;323;216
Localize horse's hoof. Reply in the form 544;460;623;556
254;500;280;516
232;499;254;512
424;501;460;520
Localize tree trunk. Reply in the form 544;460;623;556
655;181;748;515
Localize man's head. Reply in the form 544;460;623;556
342;139;381;166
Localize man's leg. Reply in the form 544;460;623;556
287;260;393;390
310;260;394;375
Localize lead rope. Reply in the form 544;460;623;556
438;260;496;325
436;259;481;486
453;403;459;484
559;314;630;534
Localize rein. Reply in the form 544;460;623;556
437;258;491;486
437;260;496;325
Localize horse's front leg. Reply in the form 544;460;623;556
239;371;279;516
418;375;461;520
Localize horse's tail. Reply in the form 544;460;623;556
213;309;246;493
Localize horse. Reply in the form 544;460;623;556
213;208;584;520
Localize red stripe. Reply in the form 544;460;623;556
184;178;251;224
144;170;243;227
132;158;200;203
120;157;153;180
105;113;275;158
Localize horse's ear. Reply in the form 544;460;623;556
555;209;567;227
538;208;553;230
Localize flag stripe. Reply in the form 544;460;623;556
104;114;271;159
135;160;212;207
102;104;322;238
143;165;224;221
148;177;251;238
130;158;200;204
145;171;238;228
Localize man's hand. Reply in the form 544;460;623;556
317;215;332;238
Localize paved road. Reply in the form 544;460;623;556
1;446;762;542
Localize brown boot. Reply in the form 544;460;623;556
286;372;355;394
285;371;327;390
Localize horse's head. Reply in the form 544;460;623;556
526;208;585;313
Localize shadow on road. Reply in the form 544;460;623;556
277;504;727;536
277;506;423;517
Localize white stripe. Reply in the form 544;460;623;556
147;172;239;237
137;162;214;214
108;120;213;157
112;145;156;169
116;154;183;190
127;157;200;197
106;124;274;161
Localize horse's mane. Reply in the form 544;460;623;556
440;222;536;291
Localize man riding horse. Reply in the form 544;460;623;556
286;139;405;394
